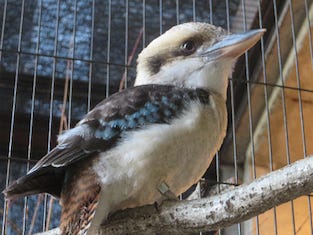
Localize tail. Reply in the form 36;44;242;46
60;166;101;235
3;168;64;199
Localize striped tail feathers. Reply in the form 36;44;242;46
60;166;101;235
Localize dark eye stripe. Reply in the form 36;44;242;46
147;55;165;74
146;38;202;75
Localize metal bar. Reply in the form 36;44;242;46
48;0;60;169
68;0;78;128
87;0;95;112
142;0;146;48
2;0;26;234
272;1;295;234
304;0;313;67
218;2;231;235
227;0;240;232
0;0;7;59
0;52;310;93
288;1;308;234
288;0;307;162
209;0;213;24
0;47;136;69
124;0;129;89
0;156;38;164
226;0;238;186
240;0;252;234
22;1;43;234
159;0;163;34
176;0;179;24
192;0;196;22
45;0;61;231
0;0;8;233
225;0;230;31
304;1;313;232
106;0;112;98
257;1;278;234
230;78;313;93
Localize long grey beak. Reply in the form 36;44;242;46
203;29;266;61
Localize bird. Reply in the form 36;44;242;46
3;22;265;235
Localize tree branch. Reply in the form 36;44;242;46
37;156;313;235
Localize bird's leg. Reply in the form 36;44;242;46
154;181;178;212
158;181;178;200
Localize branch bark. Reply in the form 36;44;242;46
37;156;313;235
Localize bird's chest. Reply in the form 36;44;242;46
94;99;226;210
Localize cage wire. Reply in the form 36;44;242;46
0;0;313;234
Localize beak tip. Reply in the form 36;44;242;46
254;28;267;36
245;28;267;40
203;28;266;60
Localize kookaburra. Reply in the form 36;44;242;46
3;22;265;234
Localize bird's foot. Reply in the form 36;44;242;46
154;181;178;213
157;181;178;201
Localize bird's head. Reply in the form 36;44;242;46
135;22;265;99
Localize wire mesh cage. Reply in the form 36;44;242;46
0;0;313;234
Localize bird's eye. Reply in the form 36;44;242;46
181;40;196;53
